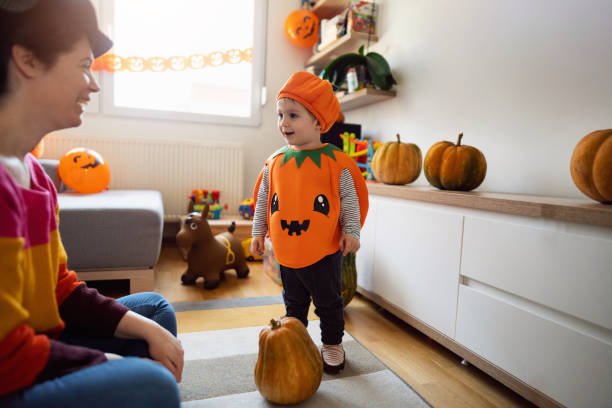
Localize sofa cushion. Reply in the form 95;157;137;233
58;190;164;270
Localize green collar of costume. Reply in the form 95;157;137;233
271;144;341;169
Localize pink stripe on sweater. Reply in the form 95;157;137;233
0;155;58;247
0;164;24;238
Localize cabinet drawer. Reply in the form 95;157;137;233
369;196;463;337
456;285;612;408
461;214;612;330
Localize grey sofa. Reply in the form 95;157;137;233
41;159;164;293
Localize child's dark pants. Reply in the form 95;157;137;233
279;250;344;345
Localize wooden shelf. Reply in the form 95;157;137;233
305;5;394;112
311;0;350;20
337;88;396;111
181;214;253;242
305;30;377;70
366;183;612;228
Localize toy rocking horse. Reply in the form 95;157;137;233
176;203;249;289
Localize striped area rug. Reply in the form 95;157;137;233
177;318;430;407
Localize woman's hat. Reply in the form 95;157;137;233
0;0;112;58
0;0;39;12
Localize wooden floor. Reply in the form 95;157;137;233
95;244;535;408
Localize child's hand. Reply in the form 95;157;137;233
339;235;360;256
251;236;265;256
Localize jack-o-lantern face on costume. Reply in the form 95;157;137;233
58;148;110;194
271;192;332;237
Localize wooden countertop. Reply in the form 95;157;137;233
366;183;612;228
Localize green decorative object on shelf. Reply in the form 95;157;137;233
341;252;357;307
321;45;396;91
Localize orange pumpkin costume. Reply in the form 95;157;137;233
253;144;368;268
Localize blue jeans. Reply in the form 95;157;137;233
0;292;181;408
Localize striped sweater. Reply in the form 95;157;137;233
0;154;128;396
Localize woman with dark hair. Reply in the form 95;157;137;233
0;1;182;406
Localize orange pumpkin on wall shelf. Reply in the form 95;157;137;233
424;132;487;191
58;148;110;194
570;129;612;204
284;9;319;48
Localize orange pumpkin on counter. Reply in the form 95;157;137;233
424;132;487;191
371;134;422;185
570;129;612;204
254;317;322;405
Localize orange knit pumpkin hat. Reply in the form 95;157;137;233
277;71;340;133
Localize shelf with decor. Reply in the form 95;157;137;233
305;30;378;71
306;0;394;111
311;0;350;20
336;88;396;112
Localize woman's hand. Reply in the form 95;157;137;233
114;311;184;382
146;326;184;382
251;236;265;256
339;235;360;256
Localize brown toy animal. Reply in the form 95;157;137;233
176;204;249;289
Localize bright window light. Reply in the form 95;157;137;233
99;0;266;125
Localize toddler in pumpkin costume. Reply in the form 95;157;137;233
251;71;368;373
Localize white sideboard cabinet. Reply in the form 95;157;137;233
357;185;612;408
357;196;463;337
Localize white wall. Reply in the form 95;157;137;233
349;0;611;198
58;0;307;200
59;0;611;200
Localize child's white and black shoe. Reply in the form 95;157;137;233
321;343;345;374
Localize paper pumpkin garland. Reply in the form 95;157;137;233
58;148;110;194
284;9;319;48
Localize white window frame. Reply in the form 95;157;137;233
96;0;267;126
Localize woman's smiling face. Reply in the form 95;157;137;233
276;98;322;150
35;36;100;130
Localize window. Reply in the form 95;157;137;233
96;0;267;125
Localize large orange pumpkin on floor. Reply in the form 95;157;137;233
371;134;422;185
254;317;323;405
570;129;612;204
424;133;487;191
